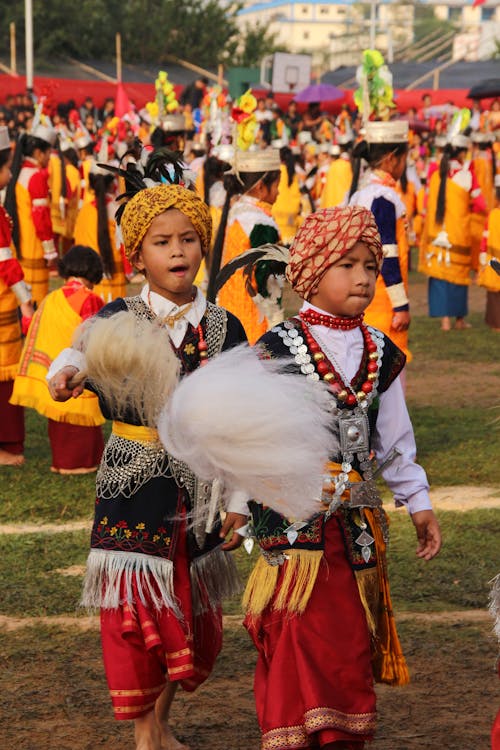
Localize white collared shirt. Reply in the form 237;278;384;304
140;283;207;348
301;301;432;515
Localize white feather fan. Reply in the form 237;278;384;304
158;345;337;520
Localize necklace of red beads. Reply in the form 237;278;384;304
298;309;380;405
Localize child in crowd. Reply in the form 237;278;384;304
349;121;411;361
477;173;500;331
244;206;441;750
74;170;126;302
11;245;105;473
6;123;58;305
210;148;281;343
47;161;248;750
419;133;487;331
0;125;33;466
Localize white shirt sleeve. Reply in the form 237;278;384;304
225;489;250;516
371;375;432;515
46;348;87;381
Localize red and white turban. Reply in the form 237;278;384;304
286;206;383;300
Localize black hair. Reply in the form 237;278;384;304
63;147;79;169
57;244;103;285
435;144;467;225
88;172;116;277
0;146;11;169
349;140;408;199
22;134;52;157
280;146;295;187
399;167;408;195
56;135;67;202
207;168;281;302
203;155;230;205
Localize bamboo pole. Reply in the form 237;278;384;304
10;22;16;75
217;63;223;87
116;33;122;83
25;0;34;89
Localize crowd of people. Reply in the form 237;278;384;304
0;76;498;750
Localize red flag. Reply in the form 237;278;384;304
115;82;132;118
472;0;486;7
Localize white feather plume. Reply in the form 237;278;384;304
157;345;337;520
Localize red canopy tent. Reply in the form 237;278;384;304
0;74;490;115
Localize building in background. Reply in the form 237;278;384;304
236;0;500;68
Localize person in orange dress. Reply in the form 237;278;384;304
211;148;282;343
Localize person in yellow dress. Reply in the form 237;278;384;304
321;137;353;209
419;133;487;331
73;168;126;302
272;145;303;244
6;121;58;305
210;148;282;343
477;174;500;330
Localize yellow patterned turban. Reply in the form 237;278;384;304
121;184;212;262
286;206;383;300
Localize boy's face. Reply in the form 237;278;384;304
309;242;377;317
135;208;203;305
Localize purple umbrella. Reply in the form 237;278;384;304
294;83;345;103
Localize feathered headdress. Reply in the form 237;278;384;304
446;108;471;150
215;243;289;328
354;49;395;125
99;146;196;225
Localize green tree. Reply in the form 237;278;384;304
233;21;288;68
0;0;243;69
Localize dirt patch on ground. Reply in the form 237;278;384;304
407;358;500;407
0;615;497;750
429;485;500;511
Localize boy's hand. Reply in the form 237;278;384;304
392;310;410;332
48;366;84;401
219;512;249;551
411;509;442;561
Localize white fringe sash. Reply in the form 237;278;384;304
190;545;242;616
81;548;180;616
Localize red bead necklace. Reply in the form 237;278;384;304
196;323;209;366
300;320;380;405
300;308;364;331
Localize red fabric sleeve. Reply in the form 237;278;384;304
80;293;105;320
28;169;54;241
0;257;25;287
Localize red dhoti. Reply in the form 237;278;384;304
245;517;376;749
0;380;24;454
47;418;104;472
100;517;223;720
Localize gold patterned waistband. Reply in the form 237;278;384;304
111;420;159;443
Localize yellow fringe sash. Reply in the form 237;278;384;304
243;549;323;617
363;507;410;686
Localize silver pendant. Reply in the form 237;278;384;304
361;545;372;563
350;480;382;508
356;530;375;547
243;537;254;554
288;328;298;338
286;529;298;545
339;413;369;455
